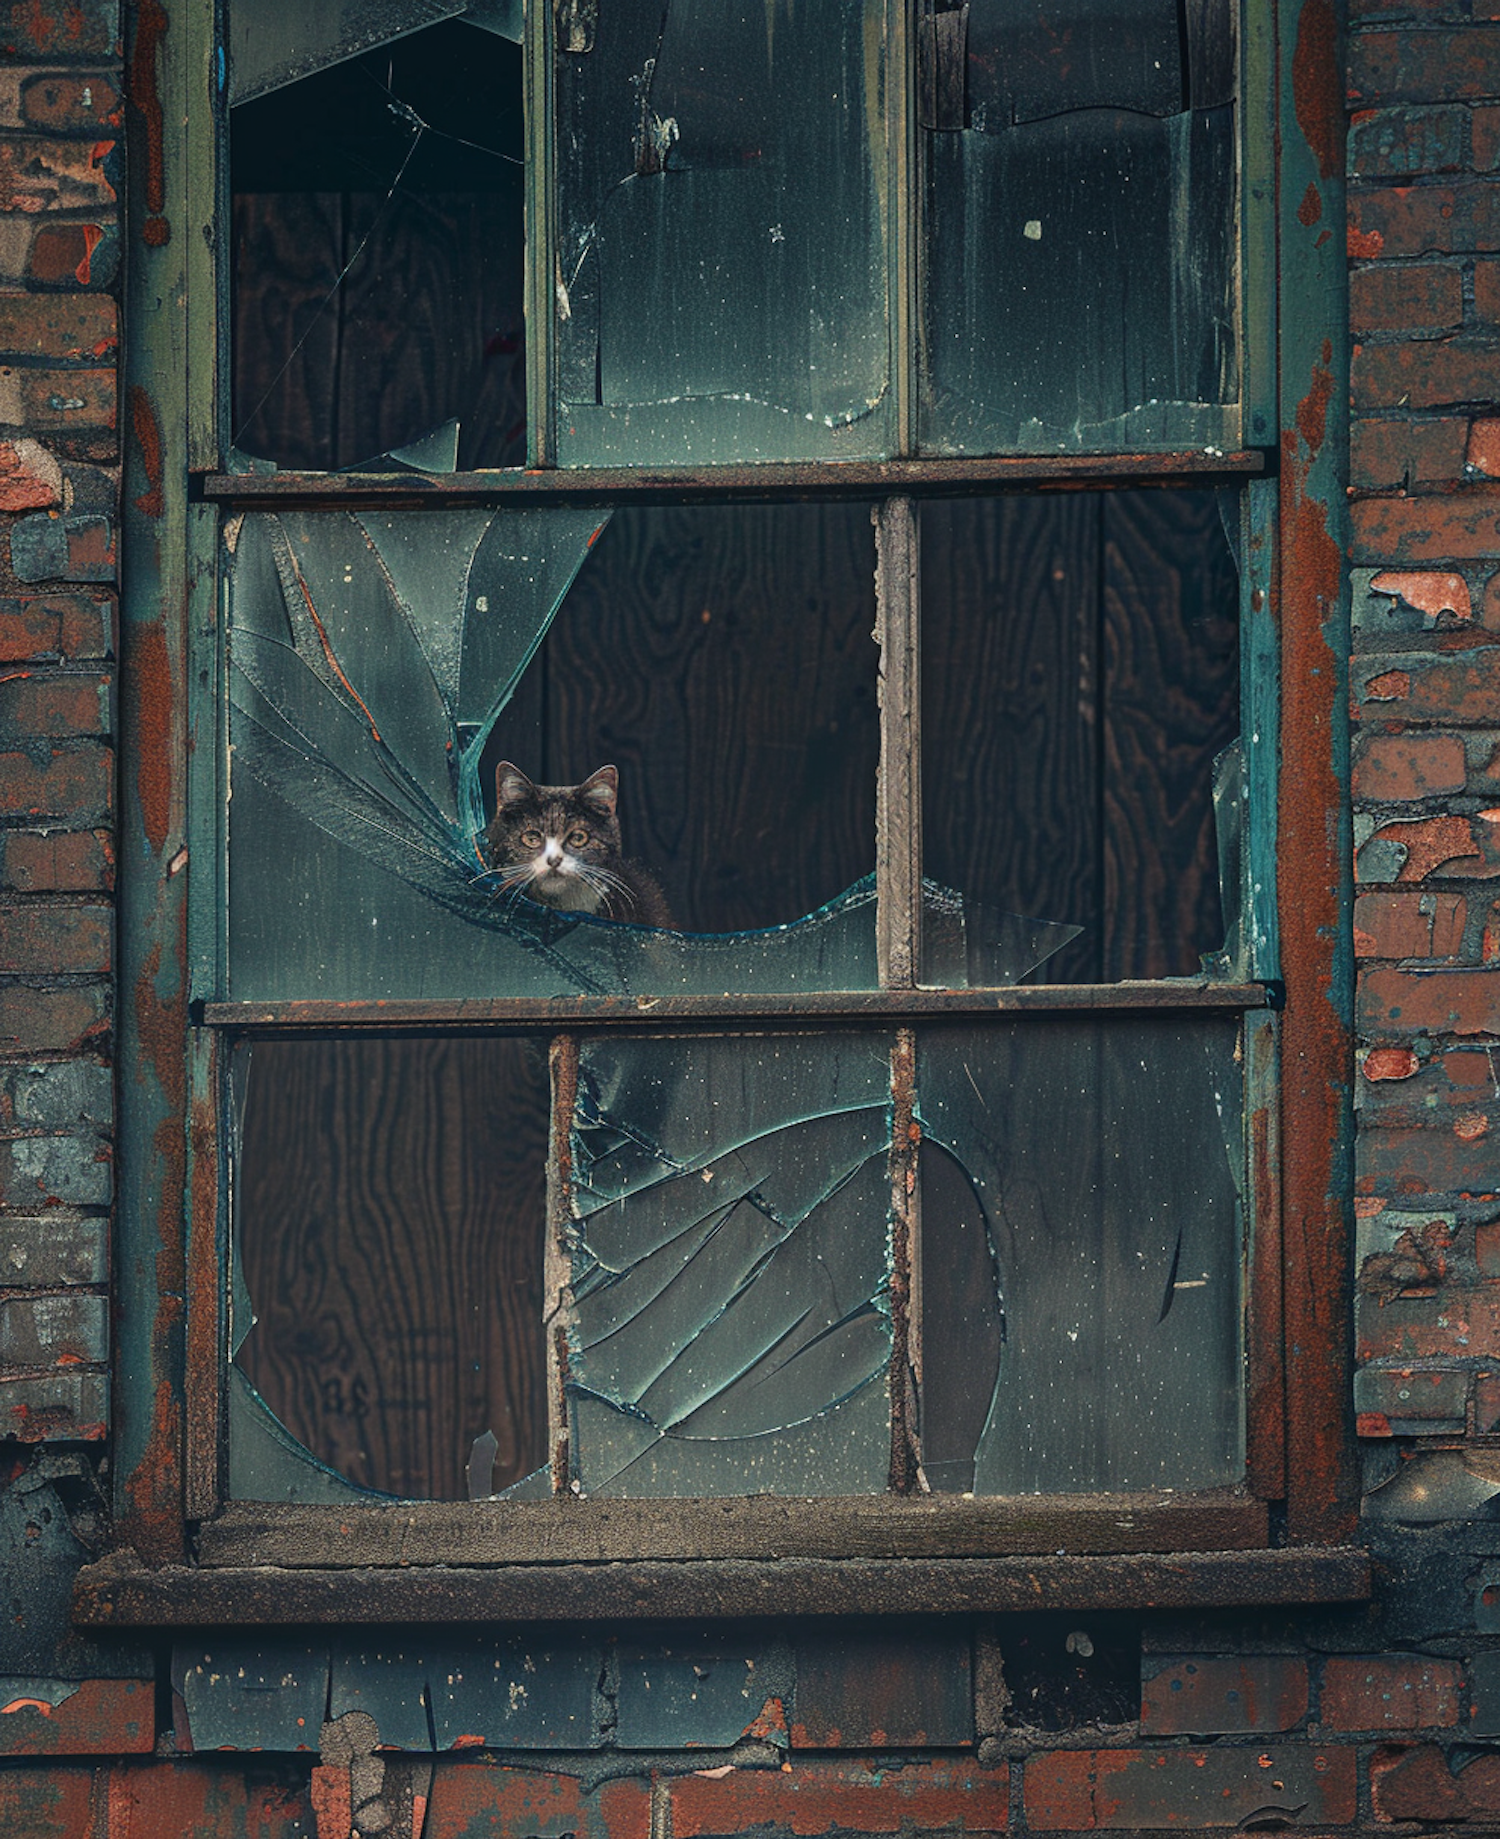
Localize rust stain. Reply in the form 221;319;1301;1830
129;617;174;856
1347;224;1383;259
129;384;163;520
1295;340;1334;456
289;562;382;742
126;0;168;223
1292;0;1341;180
1297;181;1322;227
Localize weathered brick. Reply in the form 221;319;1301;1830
0;830;112;892
1352;1364;1470;1432
1022;1747;1355;1831
0;296;114;366
792;1629;973;1748
0;1677;150;1755
0;983;108;1054
1361;964;1500;1035
0;746;112;822
420;1768;648;1839
1349;28;1500;106
1352;416;1469;489
0;1134;110;1210
1471;419;1500;477
1353;495;1500;564
1371;1743;1500;1821
1349;180;1500;257
0;368;115;436
1355;732;1469;801
1350;261;1464;329
1472;1367;1500;1430
673;1762;1008;1836
24;222;117;290
104;1762;314;1838
1358;1288;1500;1361
0;1766;95;1838
0;671;109;740
1324;1657;1463;1730
1360;1046;1500;1116
0;0;119;60
0;438;59;512
0;1217;105;1286
1349;105;1467;177
1478;1221;1500;1276
1477;258;1500;322
1359;1117;1500;1193
1360;567;1476;632
1354;338;1500;410
1357;651;1500;723
0;1292;106;1367
0;594;110;661
0;136;115;214
0;1367;104;1438
19;73;122;135
1357;813;1483;884
0;903;109;975
9;512;114;584
0;1059;111;1131
1355;890;1468;956
1477;107;1500;172
1139;1657;1308;1736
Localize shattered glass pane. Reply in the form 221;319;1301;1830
231;1037;549;1501
561;1035;896;1497
921;491;1240;984
921;0;1237;455
232;18;526;470
917;1016;1244;1493
554;0;894;465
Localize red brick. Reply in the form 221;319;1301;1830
422;1768;650;1839
1477;260;1500;322
1359;1119;1500;1193
1352;416;1469;489
1349;105;1468;177
0;671;109;737
0;744;111;820
4;367;116;436
1349;180;1500;258
0;982;108;1053
1357;1288;1500;1360
1361;963;1500;1035
0;902;110;973
0;136;115;213
1354;338;1500;411
0;1369;105;1440
1140;1657;1308;1737
1358;650;1500;722
1477;107;1500;172
1022;1747;1355;1831
1355;732;1468;801
1369;568;1474;622
0;829;112;892
1350;262;1464;330
104;1762;314;1839
1361;813;1480;882
19;72;122;134
1360;1047;1500;1118
0;1679;150;1756
0;0;119;59
1322;1657;1462;1729
0;594;110;662
1355;891;1468;956
1349;28;1500;105
0;1768;96;1838
673;1762;1008;1836
0;295;115;365
1353;494;1500;564
25;222;116;289
1371;1743;1500;1822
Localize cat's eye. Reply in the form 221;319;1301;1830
567;829;590;848
520;829;543;849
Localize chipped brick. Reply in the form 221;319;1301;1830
1139;1657;1309;1737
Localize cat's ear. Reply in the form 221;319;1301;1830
494;762;535;808
578;764;618;818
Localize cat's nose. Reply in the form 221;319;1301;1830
545;844;564;867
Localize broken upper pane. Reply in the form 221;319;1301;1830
553;0;894;465
231;15;526;470
917;1015;1244;1494
920;0;1238;455
921;490;1241;983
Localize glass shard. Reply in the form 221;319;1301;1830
555;0;893;464
564;1035;896;1496
917;1016;1244;1493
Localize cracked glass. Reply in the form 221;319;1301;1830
920;0;1238;455
553;0;894;465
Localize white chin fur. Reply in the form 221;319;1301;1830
534;865;603;912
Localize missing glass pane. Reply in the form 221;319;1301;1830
553;0;894;465
231;17;525;470
921;490;1240;984
232;1036;549;1500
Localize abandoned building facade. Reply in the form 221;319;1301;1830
2;0;1500;1832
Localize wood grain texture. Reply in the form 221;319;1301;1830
235;1038;549;1500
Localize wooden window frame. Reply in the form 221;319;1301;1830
78;0;1367;1628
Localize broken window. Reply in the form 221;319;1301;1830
209;0;1272;1527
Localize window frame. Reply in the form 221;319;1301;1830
85;0;1366;1625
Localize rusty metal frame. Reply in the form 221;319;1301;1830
99;0;1359;1615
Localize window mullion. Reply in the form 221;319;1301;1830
875;497;922;989
525;0;557;467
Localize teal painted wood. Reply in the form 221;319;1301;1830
524;0;556;467
1242;0;1278;448
1244;474;1280;983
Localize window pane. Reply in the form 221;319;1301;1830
231;1037;549;1501
563;1034;897;1496
231;17;525;470
554;0;893;465
920;490;1241;984
917;1015;1244;1494
920;0;1238;455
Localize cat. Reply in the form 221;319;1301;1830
483;762;675;929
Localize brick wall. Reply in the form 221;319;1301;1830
0;0;1498;1833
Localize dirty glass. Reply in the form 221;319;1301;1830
231;1036;550;1501
920;0;1237;455
560;1035;897;1497
917;1016;1244;1494
231;14;526;470
921;490;1241;984
553;0;893;466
